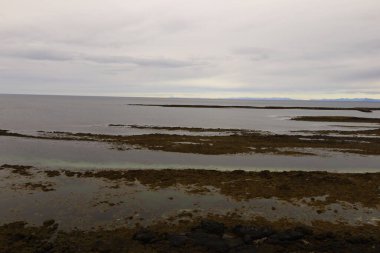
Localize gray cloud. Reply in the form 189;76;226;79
1;49;202;68
233;47;274;61
337;69;380;82
0;0;379;99
2;50;73;61
83;55;200;68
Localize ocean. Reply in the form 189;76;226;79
1;94;380;172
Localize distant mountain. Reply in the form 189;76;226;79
229;97;294;101
232;97;380;102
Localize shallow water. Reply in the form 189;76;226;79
1;137;380;172
0;168;378;230
1;94;380;171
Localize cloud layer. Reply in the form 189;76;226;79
0;0;379;98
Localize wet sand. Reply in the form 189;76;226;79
0;164;379;252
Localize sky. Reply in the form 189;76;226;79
0;0;379;99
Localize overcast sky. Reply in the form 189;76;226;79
0;0;379;99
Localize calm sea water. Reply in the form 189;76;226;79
1;94;380;172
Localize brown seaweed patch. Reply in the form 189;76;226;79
23;182;55;192
0;164;33;176
294;128;380;137
0;129;31;138
95;201;124;207
32;130;380;156
49;169;380;208
0;220;58;253
44;170;61;177
3;127;380;156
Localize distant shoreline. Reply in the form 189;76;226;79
129;104;380;112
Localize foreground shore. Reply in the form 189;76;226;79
0;165;379;252
1;216;379;253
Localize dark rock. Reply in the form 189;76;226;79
43;219;56;227
314;240;345;252
243;234;251;244
258;170;271;179
190;231;229;252
315;232;335;240
225;237;245;249
346;236;373;244
294;226;313;236
168;234;188;247
35;243;53;253
11;232;27;241
233;225;274;240
269;227;308;243
189;231;220;241
231;245;257;253
133;229;157;244
198;220;225;235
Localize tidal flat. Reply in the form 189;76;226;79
0;164;379;252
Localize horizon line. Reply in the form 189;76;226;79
1;93;380;102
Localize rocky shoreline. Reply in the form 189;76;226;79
1;217;379;253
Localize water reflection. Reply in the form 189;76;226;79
1;137;380;172
0;168;378;230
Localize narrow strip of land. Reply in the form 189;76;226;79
109;124;253;133
129;104;380;112
2;128;380;155
291;116;380;124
